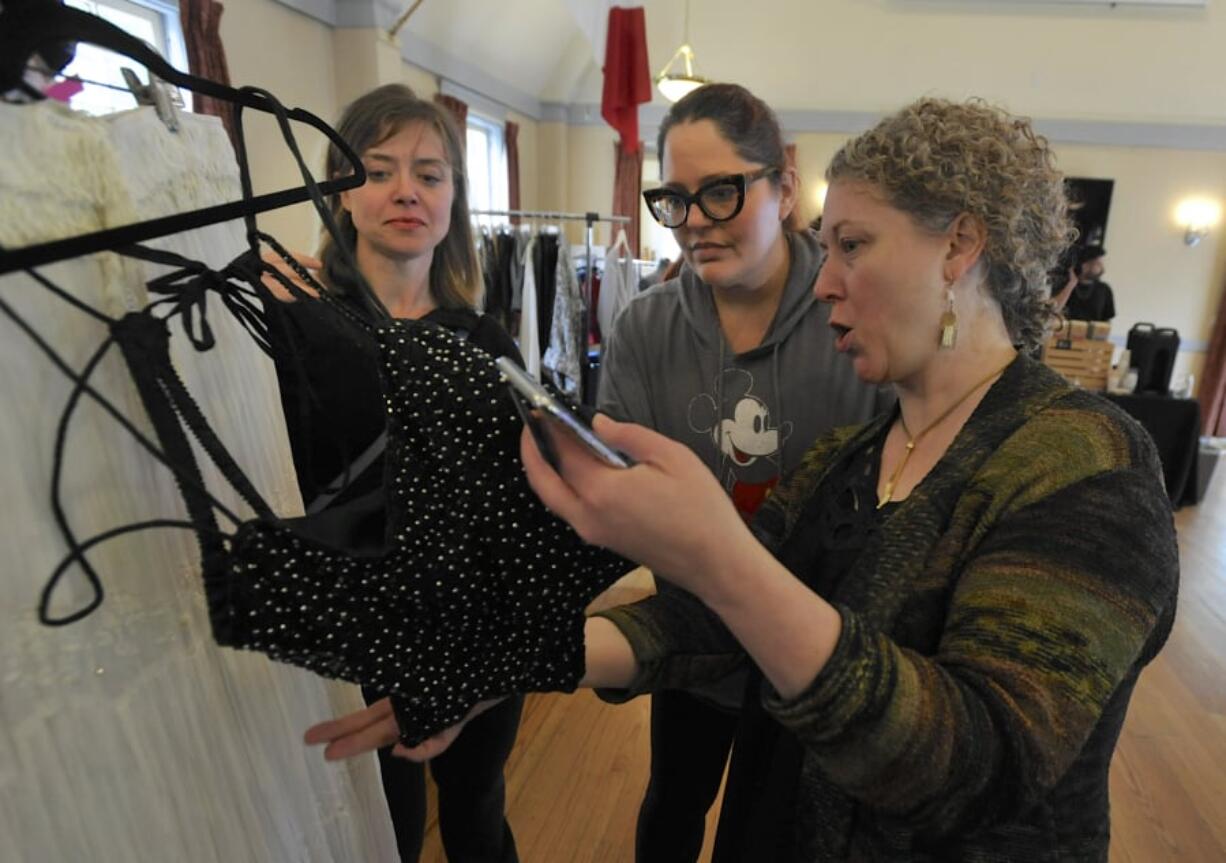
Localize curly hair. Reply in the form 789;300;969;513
826;98;1075;352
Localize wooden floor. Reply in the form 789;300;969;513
419;474;1226;862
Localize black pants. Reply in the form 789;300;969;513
635;689;740;863
363;686;524;863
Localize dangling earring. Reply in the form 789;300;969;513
939;287;958;349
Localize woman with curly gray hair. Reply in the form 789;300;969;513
310;98;1178;862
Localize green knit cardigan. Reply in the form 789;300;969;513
597;355;1179;862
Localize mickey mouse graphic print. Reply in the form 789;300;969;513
688;368;793;521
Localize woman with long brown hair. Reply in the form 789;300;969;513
262;83;521;863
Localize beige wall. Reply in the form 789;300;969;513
802;133;1226;389
795;131;1226;387
219;2;543;250
565;125;619;246
1055;143;1226;388
401;60;438;99
536;122;569;214
637;0;1226;126
563;123;1225;391
508;109;540;210
219;1;1224;393
219;0;338;253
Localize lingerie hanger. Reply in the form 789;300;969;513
610;225;632;261
0;3;367;276
0;15;394;622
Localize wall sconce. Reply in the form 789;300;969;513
1175;197;1222;246
814;181;829;215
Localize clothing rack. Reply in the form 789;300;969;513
470;209;631;402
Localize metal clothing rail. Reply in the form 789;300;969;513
469;209;630;225
471;209;632;403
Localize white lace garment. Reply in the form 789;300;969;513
0;102;395;862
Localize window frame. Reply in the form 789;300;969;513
465;112;509;215
61;0;188;116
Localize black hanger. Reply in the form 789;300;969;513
0;3;367;275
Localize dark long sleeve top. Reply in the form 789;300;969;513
596;355;1179;862
262;294;521;509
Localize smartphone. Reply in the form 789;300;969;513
496;356;632;469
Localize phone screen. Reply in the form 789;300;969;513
496;357;631;469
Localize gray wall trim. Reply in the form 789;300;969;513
275;0;337;26
334;0;394;28
273;0;548;119
396;30;545;119
439;79;506;124
568;101;1226;152
1034;118;1226;152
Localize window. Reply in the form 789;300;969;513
640;154;681;263
466;114;508;214
61;0;187;116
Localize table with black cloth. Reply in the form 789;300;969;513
1103;392;1201;507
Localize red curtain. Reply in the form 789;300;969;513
433;93;469;144
505;119;520;222
612;140;643;255
1198;278;1226;433
601;7;651;153
178;0;237;148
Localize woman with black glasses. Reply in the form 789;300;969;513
597;83;888;863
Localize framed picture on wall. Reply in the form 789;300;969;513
1066;178;1114;248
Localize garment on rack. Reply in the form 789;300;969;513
544;242;585;396
518;232;541;379
0;101;394;863
584;264;603;343
510;227;529;312
597;238;637;341
479;228;515;332
532;231;559;355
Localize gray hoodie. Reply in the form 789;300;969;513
596;229;892;707
599;230;890;512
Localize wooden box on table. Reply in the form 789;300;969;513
1041;319;1113;391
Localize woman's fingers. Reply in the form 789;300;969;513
590;414;673;464
302;696;392;750
392;725;461;762
520;425;586;521
260;247;323;272
322;714;400;761
390;696;507;762
259;247;322;301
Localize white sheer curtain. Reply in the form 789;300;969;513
0;101;395;862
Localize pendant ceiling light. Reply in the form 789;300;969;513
655;0;707;103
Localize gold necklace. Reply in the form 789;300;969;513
877;358;1014;509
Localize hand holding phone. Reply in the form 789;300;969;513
496;356;632;470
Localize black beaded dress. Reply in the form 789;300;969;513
12;85;631;745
